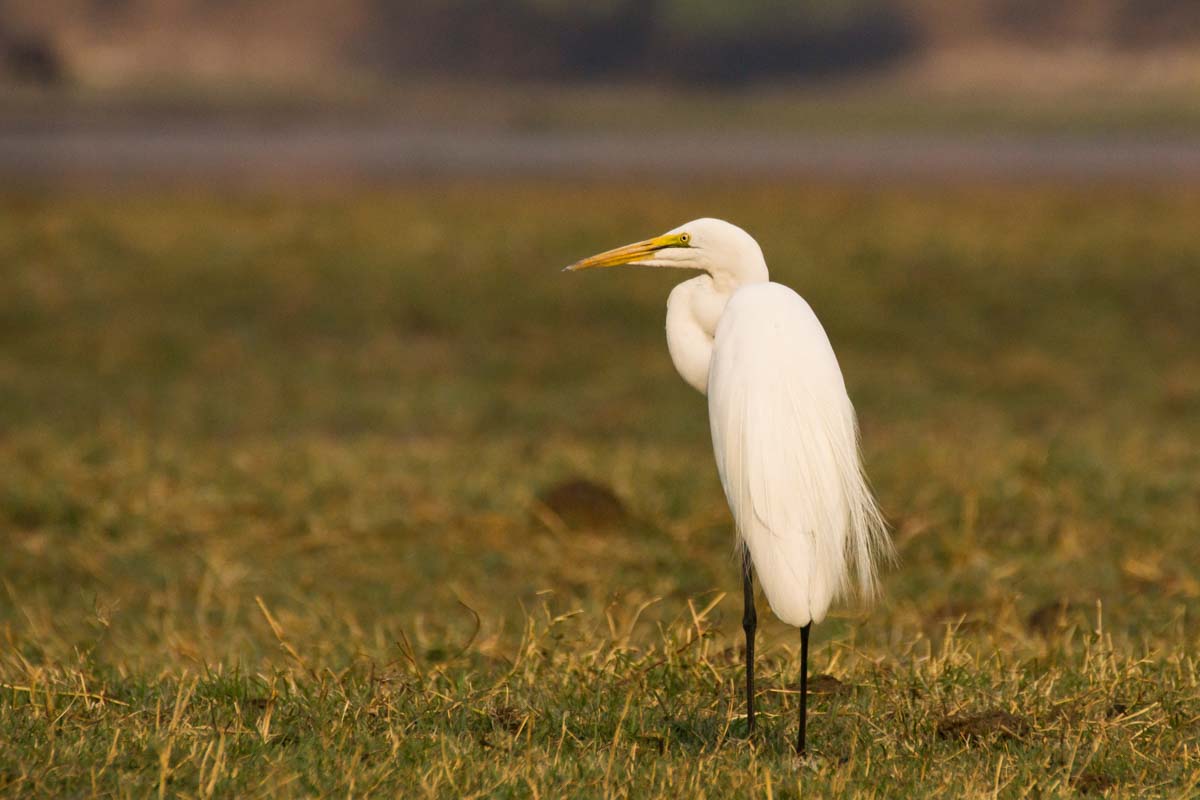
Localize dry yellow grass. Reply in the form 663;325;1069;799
1;183;1198;796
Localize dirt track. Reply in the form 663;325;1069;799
2;122;1199;182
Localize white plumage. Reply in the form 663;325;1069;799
565;216;892;751
708;282;887;627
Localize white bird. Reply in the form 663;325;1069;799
565;218;892;753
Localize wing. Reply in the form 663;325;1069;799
708;282;890;627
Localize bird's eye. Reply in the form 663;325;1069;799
679;233;691;245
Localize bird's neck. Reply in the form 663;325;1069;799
665;275;731;395
711;246;770;293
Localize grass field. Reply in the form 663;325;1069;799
1;183;1199;797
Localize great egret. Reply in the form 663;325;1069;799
565;218;892;753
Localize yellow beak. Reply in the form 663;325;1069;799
563;233;687;272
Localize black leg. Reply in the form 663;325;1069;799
797;623;811;754
741;544;757;734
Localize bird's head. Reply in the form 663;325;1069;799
564;218;768;288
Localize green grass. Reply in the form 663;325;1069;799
1;183;1199;797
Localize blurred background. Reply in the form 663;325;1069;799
4;0;1200;92
3;0;1200;672
3;0;1200;178
3;0;1200;658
